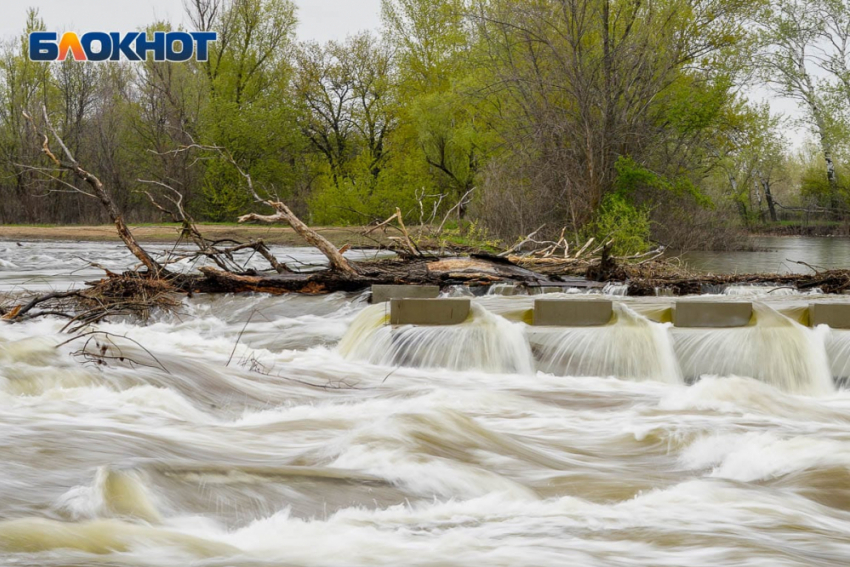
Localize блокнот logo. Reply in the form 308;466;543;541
29;31;217;62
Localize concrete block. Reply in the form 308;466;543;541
532;299;613;327
390;298;471;326
673;301;752;328
371;284;440;304
809;303;850;329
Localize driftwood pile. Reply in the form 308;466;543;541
1;274;181;330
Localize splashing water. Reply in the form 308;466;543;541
0;241;849;566
602;282;630;296
824;328;850;387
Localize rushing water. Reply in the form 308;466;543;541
1;240;850;566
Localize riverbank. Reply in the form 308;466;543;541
0;223;389;248
748;221;850;237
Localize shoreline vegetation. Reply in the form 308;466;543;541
3;1;850;256
3;209;850;331
2;108;847;312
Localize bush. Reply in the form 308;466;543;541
585;194;651;256
309;151;438;225
196;161;254;222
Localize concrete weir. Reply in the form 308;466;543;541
371;284;440;304
532;299;614;327
390;298;471;326
809;303;850;329
673;301;753;328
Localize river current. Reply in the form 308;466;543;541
1;240;849;566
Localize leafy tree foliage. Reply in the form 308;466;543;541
1;0;848;250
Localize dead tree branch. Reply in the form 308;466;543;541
2;290;82;322
138;178;291;274
23;107;162;275
156;142;358;275
239;203;358;275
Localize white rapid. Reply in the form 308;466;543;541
1;241;850;566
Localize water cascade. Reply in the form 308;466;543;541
338;303;535;374
3;240;850;566
823;328;850;387
529;303;682;383
338;298;844;394
672;303;834;395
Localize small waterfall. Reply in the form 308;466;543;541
336;303;391;357
486;283;521;296
338;299;840;394
529;303;681;383
673;304;834;395
823;328;850;388
602;283;629;296
723;285;801;297
338;303;535;374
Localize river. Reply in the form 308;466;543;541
682;235;850;274
1;240;849;566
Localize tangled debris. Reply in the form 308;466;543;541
2;273;181;332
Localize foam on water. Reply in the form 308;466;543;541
681;432;850;482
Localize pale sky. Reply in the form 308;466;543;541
0;0;383;43
1;0;807;147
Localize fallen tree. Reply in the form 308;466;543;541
22;108;162;274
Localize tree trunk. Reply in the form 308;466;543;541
761;177;778;222
77;166;161;273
